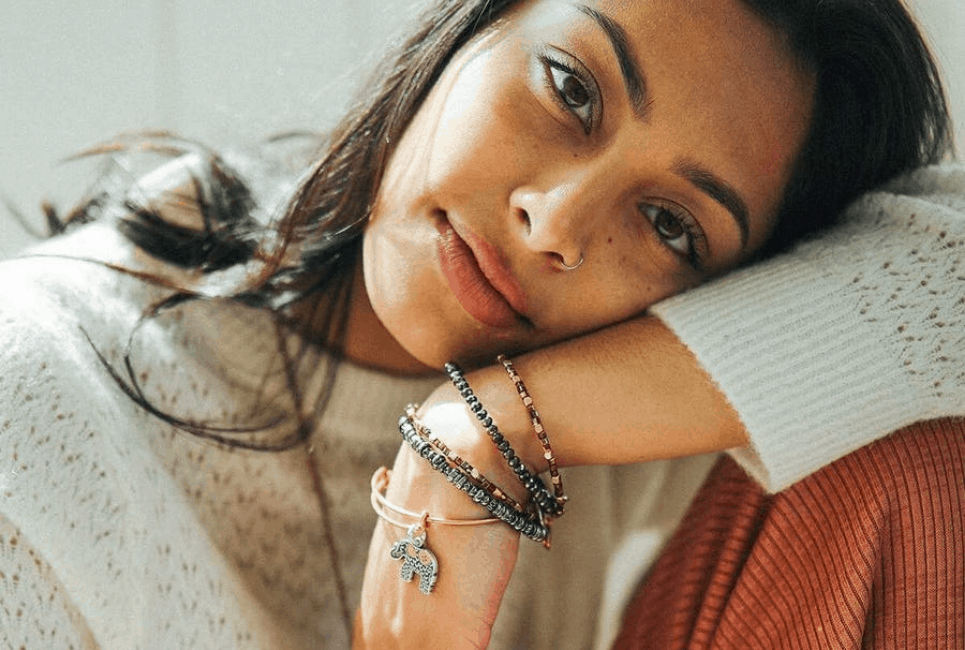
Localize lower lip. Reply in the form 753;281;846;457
436;221;520;329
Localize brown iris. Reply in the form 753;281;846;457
653;210;684;240
560;74;589;108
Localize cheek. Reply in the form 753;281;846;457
361;224;443;354
424;59;498;179
590;226;704;321
361;196;440;324
421;53;538;203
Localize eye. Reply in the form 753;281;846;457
538;51;599;134
550;66;591;120
640;203;706;266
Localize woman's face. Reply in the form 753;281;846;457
360;0;814;369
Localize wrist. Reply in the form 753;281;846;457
458;363;547;474
417;379;533;507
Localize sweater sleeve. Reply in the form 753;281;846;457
650;163;965;492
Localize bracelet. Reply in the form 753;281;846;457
444;362;563;518
371;466;498;596
405;405;526;514
369;466;438;595
398;411;551;545
370;465;502;527
497;354;567;511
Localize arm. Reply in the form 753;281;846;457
455;163;965;490
356;164;965;647
650;164;965;489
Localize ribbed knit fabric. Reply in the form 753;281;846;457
652;164;965;492
612;418;965;650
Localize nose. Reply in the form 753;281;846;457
509;167;604;270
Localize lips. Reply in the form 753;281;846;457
436;219;528;329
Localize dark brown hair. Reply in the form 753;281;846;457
743;0;953;257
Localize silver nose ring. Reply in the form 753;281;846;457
557;254;584;271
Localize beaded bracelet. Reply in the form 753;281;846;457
402;407;532;519
497;354;567;512
398;411;550;545
444;362;564;518
405;405;526;514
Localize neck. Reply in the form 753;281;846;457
337;264;437;377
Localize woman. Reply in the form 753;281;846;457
0;1;959;649
351;0;963;648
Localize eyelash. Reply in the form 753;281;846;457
639;202;707;270
537;50;599;134
535;47;707;270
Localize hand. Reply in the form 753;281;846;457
354;385;526;649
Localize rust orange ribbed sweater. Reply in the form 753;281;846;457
614;419;965;649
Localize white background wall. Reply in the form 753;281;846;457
2;0;964;258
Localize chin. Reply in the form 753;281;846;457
403;337;482;371
432;336;540;373
392;326;497;371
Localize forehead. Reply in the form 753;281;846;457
514;0;815;252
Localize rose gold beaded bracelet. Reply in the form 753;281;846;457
497;354;567;511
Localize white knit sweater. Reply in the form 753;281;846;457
1;163;963;649
652;163;965;491
0;222;710;650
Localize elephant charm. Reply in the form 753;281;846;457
389;523;439;595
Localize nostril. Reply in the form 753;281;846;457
516;208;532;233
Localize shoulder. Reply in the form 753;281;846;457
0;224;154;355
0;233;148;479
839;418;965;508
0;217;197;449
0;230;273;648
772;419;965;545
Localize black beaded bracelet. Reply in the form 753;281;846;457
444;362;564;518
405;404;526;513
398;412;550;544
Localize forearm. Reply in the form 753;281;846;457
461;315;746;473
467;165;965;489
354;407;528;650
355;318;734;649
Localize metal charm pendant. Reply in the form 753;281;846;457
389;523;439;595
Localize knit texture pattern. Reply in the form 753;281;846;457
0;223;704;649
652;164;965;491
0;223;444;648
613;418;965;649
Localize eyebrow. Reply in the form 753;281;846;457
575;3;649;120
673;160;751;248
574;3;751;248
